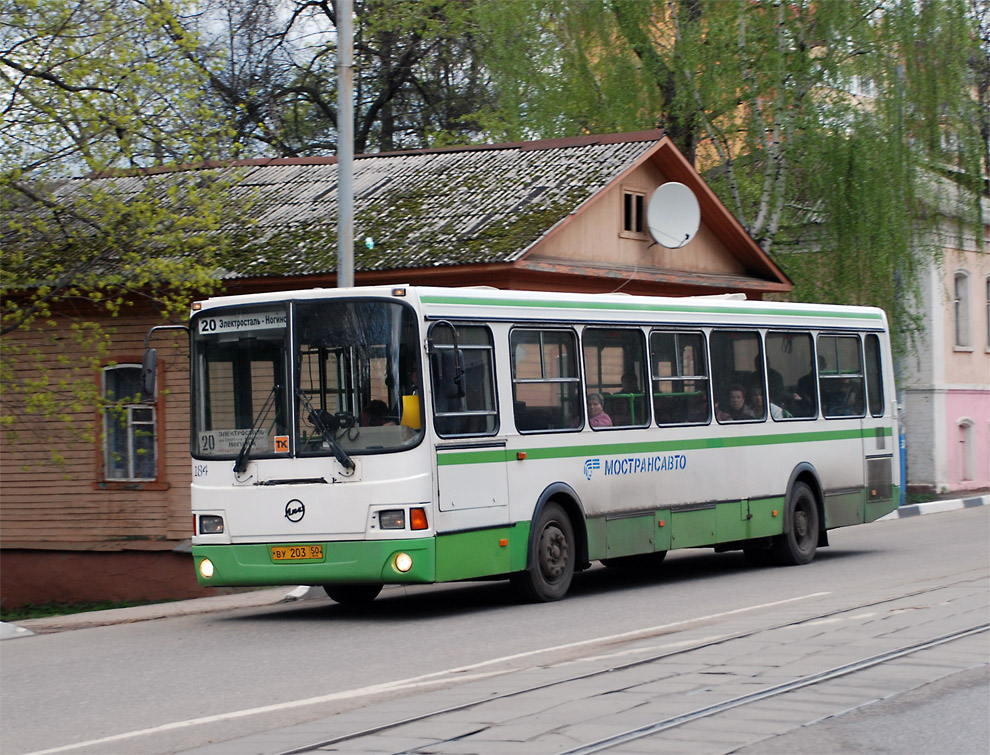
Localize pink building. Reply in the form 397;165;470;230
901;199;990;494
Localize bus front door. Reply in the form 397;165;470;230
434;439;511;580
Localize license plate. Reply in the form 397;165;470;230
271;544;323;561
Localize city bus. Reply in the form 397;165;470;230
161;285;899;603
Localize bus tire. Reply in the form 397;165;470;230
771;482;819;566
511;502;575;602
323;583;383;604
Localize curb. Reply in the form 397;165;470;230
3;495;986;639
2;586;295;639
0;622;34;641
878;494;989;520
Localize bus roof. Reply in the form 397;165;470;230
194;285;888;331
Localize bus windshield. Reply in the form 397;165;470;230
191;298;423;461
295;299;422;455
192;305;290;460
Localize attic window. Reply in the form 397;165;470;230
621;190;647;237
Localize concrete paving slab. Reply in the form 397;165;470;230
615;732;735;754
316;733;439;752
416;737;535;754
702;710;797;737
380;716;494;742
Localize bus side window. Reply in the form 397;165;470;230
582;327;648;428
818;334;866;418
865;334;884;417
710;330;764;423
510;328;582;433
430;324;499;437
649;331;710;425
766;332;815;420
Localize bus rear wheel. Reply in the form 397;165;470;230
323;583;383;604
511;502;575;603
771;482;819;566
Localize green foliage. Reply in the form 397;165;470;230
0;0;233;175
475;0;988;356
474;0;658;140
0;0;251;453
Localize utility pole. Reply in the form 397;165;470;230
337;0;354;287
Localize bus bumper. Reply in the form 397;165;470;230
192;538;436;587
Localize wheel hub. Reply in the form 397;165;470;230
540;526;567;580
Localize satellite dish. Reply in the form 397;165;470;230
647;182;700;249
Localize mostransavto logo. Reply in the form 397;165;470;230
583;458;601;480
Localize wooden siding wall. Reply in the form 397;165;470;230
531;163;746;277
1;312;192;551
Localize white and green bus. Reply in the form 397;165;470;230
170;285;899;603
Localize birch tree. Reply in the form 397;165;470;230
477;0;987;352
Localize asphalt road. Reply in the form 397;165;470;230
1;503;987;755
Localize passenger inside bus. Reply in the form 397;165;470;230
587;393;612;427
793;357;824;417
362;400;395;426
717;384;756;421
609;372;642;425
748;384;790;420
824;377;862;416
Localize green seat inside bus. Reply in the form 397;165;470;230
604;393;646;426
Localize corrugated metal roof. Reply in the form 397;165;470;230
35;136;660;279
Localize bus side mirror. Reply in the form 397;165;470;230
434;349;465;399
427;320;465;399
142;348;157;399
141;323;188;401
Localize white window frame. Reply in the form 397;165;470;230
102;364;158;481
985;276;989;352
953;271;971;349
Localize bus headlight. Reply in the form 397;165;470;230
199;558;215;579
394;553;413;573
379;510;406;529
199;515;224;534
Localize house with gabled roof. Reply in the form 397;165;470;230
176;129;791;295
1;130;792;608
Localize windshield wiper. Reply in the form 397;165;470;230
233;385;280;475
298;391;355;472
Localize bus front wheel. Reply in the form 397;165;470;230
323;583;383;604
772;482;819;566
511;502;575;602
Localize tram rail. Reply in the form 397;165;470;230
276;576;988;755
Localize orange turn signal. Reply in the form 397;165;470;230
410;507;428;530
